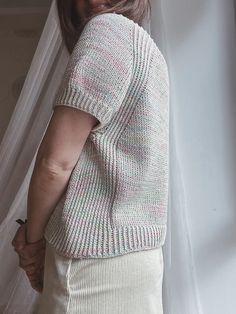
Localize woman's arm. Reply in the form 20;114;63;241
26;105;98;243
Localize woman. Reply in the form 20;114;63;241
12;0;169;313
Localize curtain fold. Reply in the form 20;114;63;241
0;1;69;312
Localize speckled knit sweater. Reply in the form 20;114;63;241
44;12;170;259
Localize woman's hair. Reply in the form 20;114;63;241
56;0;151;54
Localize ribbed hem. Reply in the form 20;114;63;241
44;213;167;259
53;84;114;132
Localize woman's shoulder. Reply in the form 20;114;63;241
87;12;132;26
78;12;133;52
89;13;160;55
82;12;134;37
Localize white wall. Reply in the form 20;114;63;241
159;0;236;312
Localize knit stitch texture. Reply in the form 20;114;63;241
44;12;170;259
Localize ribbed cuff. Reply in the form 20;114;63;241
53;84;114;132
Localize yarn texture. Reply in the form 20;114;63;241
44;12;170;259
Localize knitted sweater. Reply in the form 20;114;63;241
44;12;170;259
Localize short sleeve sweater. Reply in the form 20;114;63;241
44;12;170;259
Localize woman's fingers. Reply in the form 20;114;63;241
25;261;44;278
26;268;37;276
16;242;46;294
30;278;43;293
27;269;43;281
23;259;44;293
25;262;44;274
11;224;27;252
25;264;36;273
18;238;46;259
26;265;44;293
18;247;45;268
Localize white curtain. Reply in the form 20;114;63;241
1;0;235;312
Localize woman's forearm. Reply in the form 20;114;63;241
26;158;72;243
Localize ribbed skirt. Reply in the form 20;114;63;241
35;240;164;314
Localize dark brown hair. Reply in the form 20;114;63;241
56;0;151;54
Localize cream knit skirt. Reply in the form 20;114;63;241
35;240;164;314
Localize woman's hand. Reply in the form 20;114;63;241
19;241;46;293
12;223;46;293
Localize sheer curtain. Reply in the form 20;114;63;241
0;1;68;312
1;0;234;312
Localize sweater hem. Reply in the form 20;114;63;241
44;222;167;259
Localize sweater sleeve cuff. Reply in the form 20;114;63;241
53;84;115;133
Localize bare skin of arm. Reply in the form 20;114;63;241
26;105;99;244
